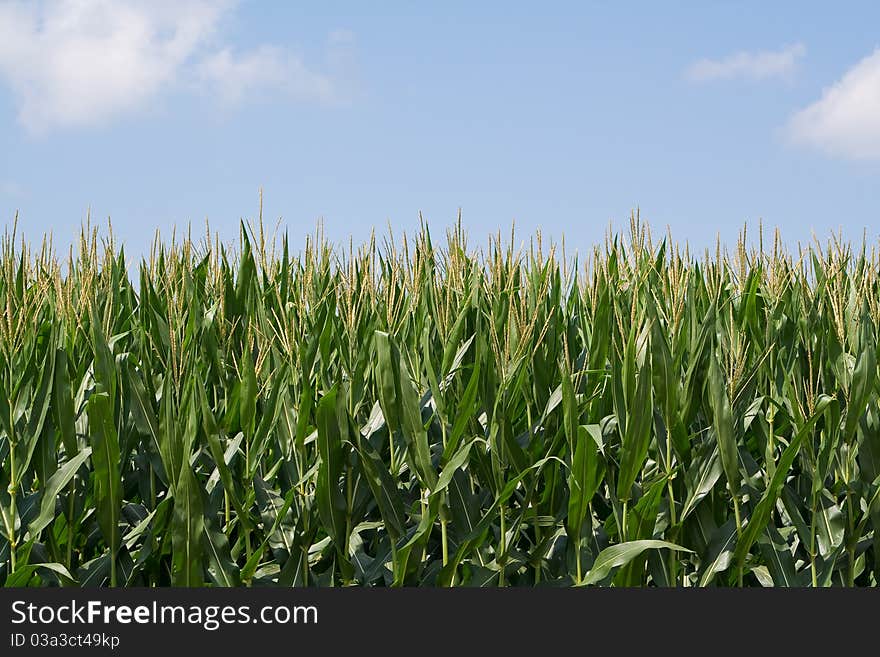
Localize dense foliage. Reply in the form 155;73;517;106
1;215;879;587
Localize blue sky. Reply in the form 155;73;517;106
2;1;880;257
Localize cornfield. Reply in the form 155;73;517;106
1;212;879;587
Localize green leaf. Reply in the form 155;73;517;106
375;331;438;490
680;443;722;522
697;519;737;587
844;310;876;442
240;345;258;440
28;447;92;538
199;385;249;529
707;354;740;496
203;520;240;587
734;395;833;571
616;353;654;501
316;387;349;563
86;392;121;579
566;426;604;541
170;461;205;587
374;331;399;434
356;441;406;543
582;540;692;585
5;562;75;587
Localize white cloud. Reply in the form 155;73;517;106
197;46;334;106
0;0;229;133
0;1;347;134
787;48;880;160
686;43;806;82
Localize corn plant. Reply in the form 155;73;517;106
0;212;878;587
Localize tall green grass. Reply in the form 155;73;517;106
1;212;878;586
